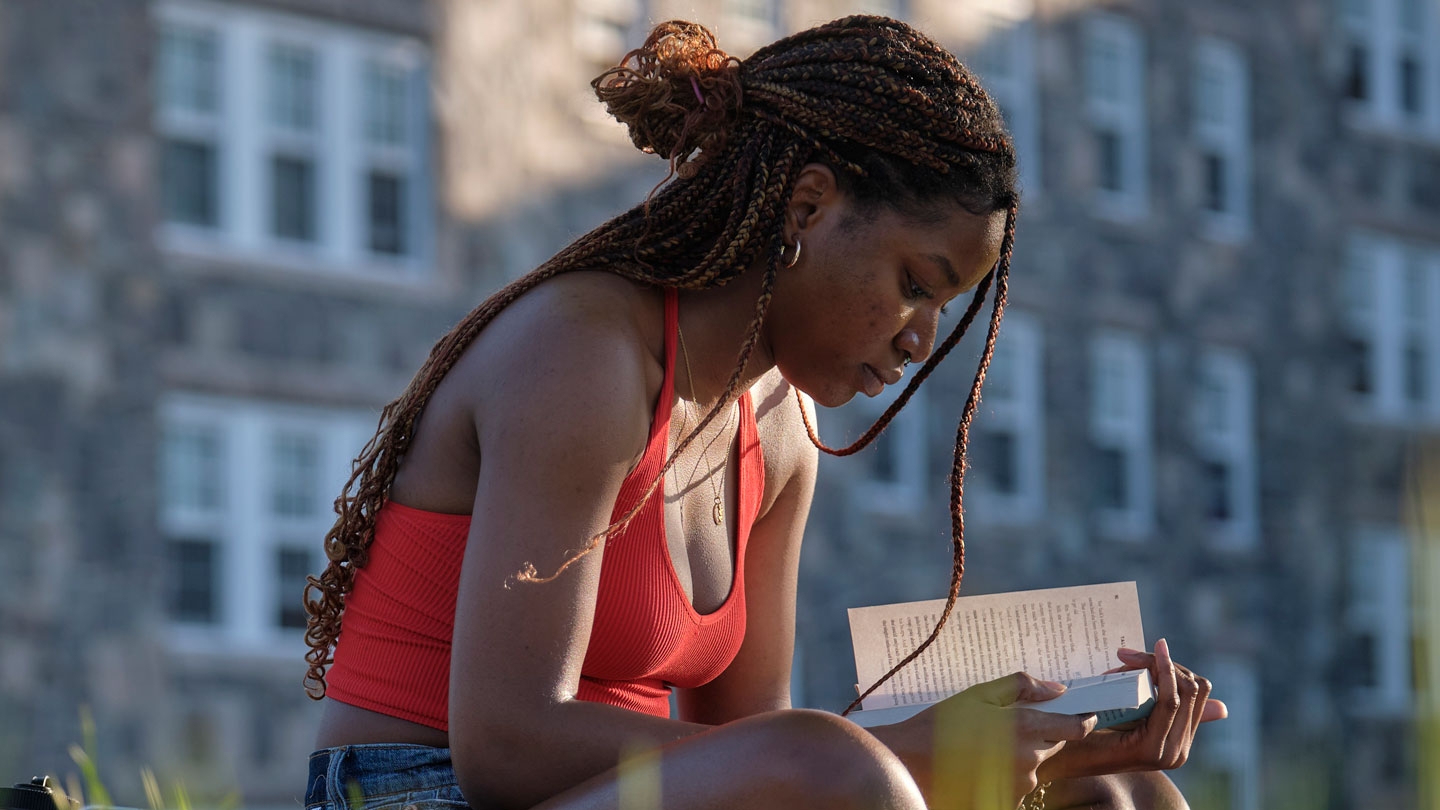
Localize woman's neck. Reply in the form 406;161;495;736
674;265;776;411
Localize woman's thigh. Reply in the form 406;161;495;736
531;709;926;810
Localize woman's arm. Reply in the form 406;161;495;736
446;289;713;810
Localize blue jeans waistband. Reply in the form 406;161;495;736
305;744;466;810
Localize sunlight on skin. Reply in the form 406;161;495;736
616;741;662;810
1407;441;1440;810
931;697;1013;810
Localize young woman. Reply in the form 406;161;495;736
301;16;1223;810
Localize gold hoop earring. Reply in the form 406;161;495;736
783;237;803;268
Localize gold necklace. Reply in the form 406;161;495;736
677;319;735;526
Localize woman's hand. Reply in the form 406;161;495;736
1037;638;1228;782
870;671;1096;810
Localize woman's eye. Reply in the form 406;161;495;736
905;275;929;300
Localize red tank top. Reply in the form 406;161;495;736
326;289;765;729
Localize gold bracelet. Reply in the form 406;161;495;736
1019;781;1051;810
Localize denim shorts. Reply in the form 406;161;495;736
305;744;470;810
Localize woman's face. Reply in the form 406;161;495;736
766;172;1007;408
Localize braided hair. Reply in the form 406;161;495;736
303;16;1019;713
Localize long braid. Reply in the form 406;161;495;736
304;15;1019;701
840;200;1017;717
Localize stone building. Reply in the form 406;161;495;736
0;1;1435;809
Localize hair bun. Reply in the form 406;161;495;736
592;21;743;172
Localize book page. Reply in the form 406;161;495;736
848;582;1143;710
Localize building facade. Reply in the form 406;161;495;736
0;0;1435;808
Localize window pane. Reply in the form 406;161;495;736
1203;151;1228;213
1196;64;1225;127
163;424;223;511
1095;445;1129;511
976;21;1015;81
276;548;313;629
268;42;317;131
1202;459;1232;521
1087;37;1121;104
160;25;219;115
1404;339;1427;405
1400;54;1422;117
161;139;219;227
364;61;410;147
167;539;218;623
1345;336;1373;394
1098;129;1124;192
977;430;1018;494
368;171;408;256
1346;44;1369;101
271;431;320;518
272;155;317;242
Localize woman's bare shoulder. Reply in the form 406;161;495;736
749;370;819;514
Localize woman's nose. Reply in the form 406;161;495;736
896;326;931;366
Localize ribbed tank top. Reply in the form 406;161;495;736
326;289;766;729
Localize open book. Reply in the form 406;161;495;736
844;581;1156;730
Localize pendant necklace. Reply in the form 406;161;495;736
677;319;735;526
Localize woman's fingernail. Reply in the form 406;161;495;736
1118;647;1142;656
1157;638;1170;656
1042;680;1067;691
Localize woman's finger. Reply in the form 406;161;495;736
1200;698;1229;723
1160;649;1199;767
1144;638;1181;760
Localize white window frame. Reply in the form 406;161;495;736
1195;656;1262;810
970;311;1045;525
1084;13;1148;220
159;393;378;658
1345;231;1440;424
1345;526;1413;716
846;387;930;520
1340;0;1440;139
154;0;433;280
1193;38;1250;242
1089;331;1153;540
971;0;1041;199
1192;348;1259;551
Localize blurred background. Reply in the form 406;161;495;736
0;0;1437;808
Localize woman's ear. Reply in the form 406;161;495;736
786;163;841;236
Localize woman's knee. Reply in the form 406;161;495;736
1045;771;1188;810
743;709;925;810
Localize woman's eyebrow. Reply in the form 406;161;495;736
924;253;961;287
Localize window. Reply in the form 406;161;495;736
153;1;432;275
159;394;376;653
1343;232;1440;423
1339;0;1440;138
845;388;930;519
1346;528;1412;715
1084;14;1147;219
265;41;320;245
1193;39;1250;239
1192;349;1258;550
1089;332;1153;538
158;22;223;229
969;312;1045;524
972;2;1040;197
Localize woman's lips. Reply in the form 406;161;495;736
861;364;886;397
